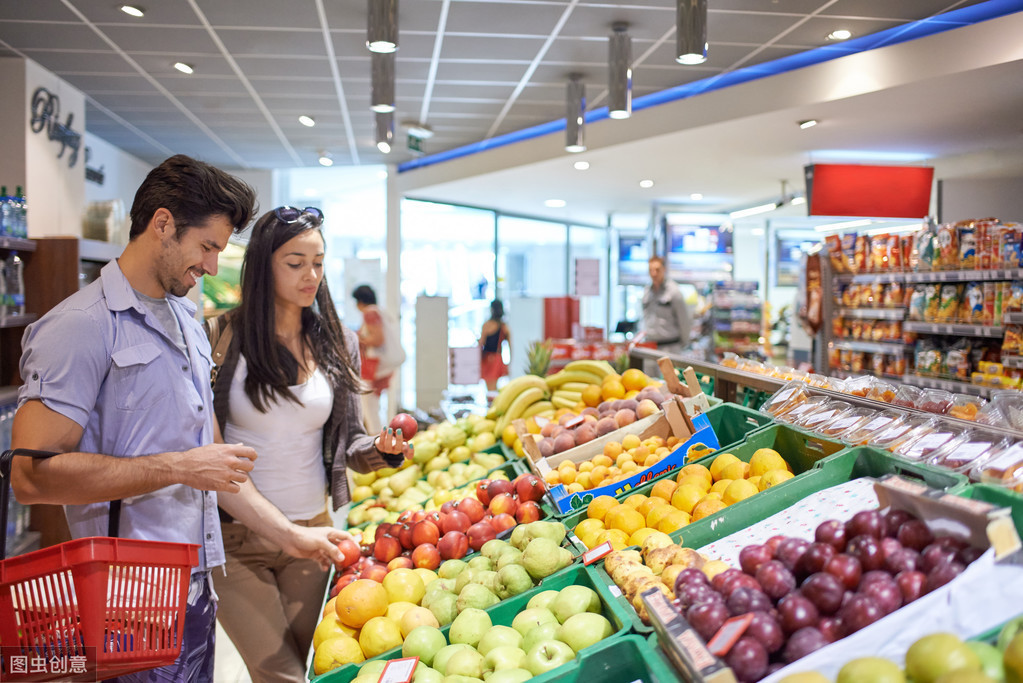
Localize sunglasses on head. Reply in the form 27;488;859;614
274;206;323;223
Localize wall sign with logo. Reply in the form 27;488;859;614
30;87;82;168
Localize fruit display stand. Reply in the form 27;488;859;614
527;633;679;683
696;401;774;455
313;564;634;683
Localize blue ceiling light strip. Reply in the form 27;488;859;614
398;0;1023;174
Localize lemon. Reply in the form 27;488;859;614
709;453;740;481
749;448;788;477
722;479;759;505
720;460;750;481
759;469;795;491
670;484;705;515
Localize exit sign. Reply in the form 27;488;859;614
407;135;424;155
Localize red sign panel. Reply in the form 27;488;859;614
806;164;934;218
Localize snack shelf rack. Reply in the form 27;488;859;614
1002;355;1023;369
903;321;1005;338
900;373;994;399
830;340;911;355
835;268;1023;285
836;307;906;320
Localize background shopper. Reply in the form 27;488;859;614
642;255;692;357
480;299;511;391
9;155;351;683
352;284;403;432
207;208;410;683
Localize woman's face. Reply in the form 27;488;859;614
272;229;324;312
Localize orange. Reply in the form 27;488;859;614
544;470;561;486
709;453;741;481
382;568;425;605
675;474;712;494
749;448;787;477
359;616;403;658
670;484;705;515
595;528;630;551
559;468;577;485
759;469;795;491
680;463;713;483
502;424;518;447
635;496;662;517
567;482;584;494
650;479;677;502
399;606;440;638
314;615;358;650
691;498;727;521
622;493;648;510
629;526;660;548
513;439;525;457
601;380;626;401
656;508;691;534
582;385;603;407
605;506;645;537
644;451;663;468
722;479;759;505
313;635;364;675
578;460;594;473
621;368;649;391
336;579;389;628
576;471;592;489
621;460;639;474
615;452;634;468
524;417;541;434
710;479;733;495
645;503;675;529
323;596;339;619
602;371;622;385
384;601;417;624
631;445;650;462
589;465;609;487
587;494;620;522
720;460;750;481
624;389;640;400
574;518;606;549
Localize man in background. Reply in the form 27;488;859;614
641;255;691;359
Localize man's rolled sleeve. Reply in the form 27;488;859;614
18;307;108;429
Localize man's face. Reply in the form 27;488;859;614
155;215;233;297
649;260;665;288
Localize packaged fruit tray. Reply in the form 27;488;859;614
312;564;633;683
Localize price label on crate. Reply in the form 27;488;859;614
583;541;613;565
379;657;419;683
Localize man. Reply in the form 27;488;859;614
9;155;382;683
641;255;692;357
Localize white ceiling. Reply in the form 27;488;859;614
3;0;1022;225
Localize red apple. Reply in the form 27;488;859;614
439;500;458;516
390;413;418;438
489;513;516;534
515;501;542;524
411;510;428;524
387;556;414;571
456;497;487;524
373;535;402;563
424;510;441;526
372;525;392;543
397;510;414;524
437;531;470;560
467;521;498;551
514;473;546;503
488;493;519;517
411;543;441;570
475;479;493;506
397;523;415;550
361;562;388;583
486;479;515;500
336;539;362;570
441;510;471;534
411;520;440;547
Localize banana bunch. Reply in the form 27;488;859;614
486;374;552;433
545;359;614;410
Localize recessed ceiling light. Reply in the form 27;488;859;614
544;199;566;208
639;179;654;188
173;62;194;75
574;161;590;171
690;193;703;201
827;29;852;41
119;5;144;17
799;119;818;129
318;152;333;167
298;115;316;127
377;140;392;154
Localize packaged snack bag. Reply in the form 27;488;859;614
1004;227;1023;269
870;235;889;271
854;235;869;273
935;283;962;322
851;319;863;340
936;224;959;270
824;234;848;273
885;281;903;308
831;317;845;338
888;354;907;376
994;281;1005;323
908;285;927;321
871;353;886;377
901;234;914;271
1006;281;1023;312
946;338;972;380
923;283;942;320
851;351;866;373
960;282;983;323
913;228;937;271
1003;325;1022;354
841;232;858;270
828;347;841;370
870;321;885;342
887;234;903;271
915;339;943;376
958;222;977;270
982;282;997;325
841;284;856;307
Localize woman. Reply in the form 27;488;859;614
480;299;511;391
206;206;411;683
352;284;395;433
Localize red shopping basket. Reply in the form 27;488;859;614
1;449;199;681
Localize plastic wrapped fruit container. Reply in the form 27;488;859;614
720;351;741;368
841;375;876;398
978;391;1023;431
815;406;879;438
839;411;908;445
866;380;898;403
929;432;1011;480
866;414;940;452
893;423;972;461
891;384;924;409
760;381;811;417
917;388;955;414
793;400;855;431
772;394;833;425
947;393;987;421
977;441;1023;491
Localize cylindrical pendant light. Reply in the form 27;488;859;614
565;74;586;153
367;0;398;53
370;51;395;113
608;23;632;120
676;0;708;65
375;111;394;153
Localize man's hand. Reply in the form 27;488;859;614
175;442;257;493
284;526;353;571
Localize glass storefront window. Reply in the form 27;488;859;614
497;216;567;298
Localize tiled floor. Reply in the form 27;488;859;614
213;622;253;683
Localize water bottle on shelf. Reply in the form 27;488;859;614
5;252;25;317
0;186;10;237
14;185;26;237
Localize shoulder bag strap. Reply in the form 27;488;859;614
209;315;234;388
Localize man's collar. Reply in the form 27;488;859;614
100;260;197;315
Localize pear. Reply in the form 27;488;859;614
509;525;529;551
495;564;534;600
481;539;511;561
388;464;422;495
521;538;573;581
473;570;500;595
525;521;568;545
456;583;500;613
496;548;523;570
454;568;479;594
467;556;494;572
428;592;458;626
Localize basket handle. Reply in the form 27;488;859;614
1;448;60;560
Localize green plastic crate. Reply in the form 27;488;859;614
531;633;679;683
700;401;774;453
813;446;969;493
955;482;1023;537
312;564;632;682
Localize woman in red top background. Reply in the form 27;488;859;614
353;284;391;432
480;299;511;391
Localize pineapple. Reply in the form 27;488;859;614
525;340;553;376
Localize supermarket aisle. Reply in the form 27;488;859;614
214;622;252;683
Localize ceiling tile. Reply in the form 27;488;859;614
99;24;220;53
215;27;325;57
23;51;128;75
542;37;612;65
321;0;443;36
558;4;674;38
709;11;810;45
59;73;157;93
784;16;903;46
329;31;436;61
710;0;828;13
0;22;110;51
445;2;571;35
434;60;532;82
154;75;252;96
79;1;201;26
198;0;322;29
439;34;548;62
234;55;334;79
820;0;989;21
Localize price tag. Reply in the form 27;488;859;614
803;409;837;426
706;613;754;657
830;415;861;430
910;432;955;454
771;387;796;405
978;443;1023;472
940;442;992;467
583;541;613;565
609;584;623;597
378;657;419;683
861;415;894;432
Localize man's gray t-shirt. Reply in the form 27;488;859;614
135;289;188;358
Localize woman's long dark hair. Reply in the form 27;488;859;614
235;209;362;412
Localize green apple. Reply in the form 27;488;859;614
525;590;559;612
428;592;458;626
486;668;533;683
906;633;981;683
483;646;527;677
412;663;443;683
521;621;560;654
433;643;475;676
556;613;612;653
449;607;492;648
776;674;830;683
495;564;534;600
439;559;469;580
356;660;388;679
441;675;481;683
511;607;559;637
476;625;523;656
551;585;601;624
965;641;1004;682
524;640;575;676
445;647;484;678
402;625;448;667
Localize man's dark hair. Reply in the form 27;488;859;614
128;154;257;239
352;284;377;306
234;209;361;411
